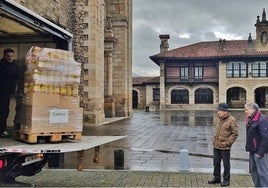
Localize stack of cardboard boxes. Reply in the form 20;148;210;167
19;46;83;141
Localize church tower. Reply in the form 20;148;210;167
255;8;268;51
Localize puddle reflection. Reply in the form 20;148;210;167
159;110;216;127
156;109;268;127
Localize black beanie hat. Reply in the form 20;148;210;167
217;103;229;111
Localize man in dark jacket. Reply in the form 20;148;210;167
0;48;19;137
244;102;268;187
208;103;238;187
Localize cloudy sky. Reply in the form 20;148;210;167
132;0;268;76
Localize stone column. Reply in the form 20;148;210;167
246;89;255;103
160;62;165;109
78;0;105;126
218;61;227;103
107;51;113;96
159;34;169;110
189;93;194;105
104;51;115;117
106;0;132;117
104;13;117;118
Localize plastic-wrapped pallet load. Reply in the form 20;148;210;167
24;46;80;97
19;46;83;143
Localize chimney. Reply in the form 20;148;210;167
218;39;226;51
159;34;170;52
248;33;252;43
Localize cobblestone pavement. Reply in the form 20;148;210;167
15;169;254;187
5;110;266;187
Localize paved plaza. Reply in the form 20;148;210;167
15;169;253;187
65;110;251;174
7;109;265;187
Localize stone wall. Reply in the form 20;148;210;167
15;0;133;125
106;0;132;117
16;0;74;32
83;0;106;125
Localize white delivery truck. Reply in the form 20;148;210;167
0;0;126;185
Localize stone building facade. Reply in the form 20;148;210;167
133;76;159;110
133;9;268;110
1;0;132;125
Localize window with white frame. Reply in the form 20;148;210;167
194;66;203;80
226;61;247;78
180;67;189;80
252;61;268;77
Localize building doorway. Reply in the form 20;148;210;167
227;87;246;108
132;90;138;108
255;87;268;108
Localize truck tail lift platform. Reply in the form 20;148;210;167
0;136;126;184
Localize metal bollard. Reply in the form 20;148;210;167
114;149;124;170
179;149;190;172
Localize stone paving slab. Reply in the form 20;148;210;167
13;169;254;187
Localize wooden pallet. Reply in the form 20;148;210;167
13;131;82;144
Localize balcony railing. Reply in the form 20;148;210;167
166;76;218;83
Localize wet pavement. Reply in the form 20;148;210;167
63;110;255;173
11;109;268;187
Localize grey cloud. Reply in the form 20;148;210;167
133;0;268;76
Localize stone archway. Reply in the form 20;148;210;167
194;88;213;104
171;89;189;104
226;87;246;108
255;87;268;108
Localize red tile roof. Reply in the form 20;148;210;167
133;76;160;85
150;40;268;62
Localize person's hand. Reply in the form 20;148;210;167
255;153;262;158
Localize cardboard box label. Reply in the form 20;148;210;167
49;109;69;123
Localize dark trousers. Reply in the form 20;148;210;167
0;93;11;135
13;93;23;128
213;148;230;181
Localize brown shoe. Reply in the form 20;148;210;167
208;178;221;184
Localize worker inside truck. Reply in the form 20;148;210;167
0;48;22;138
